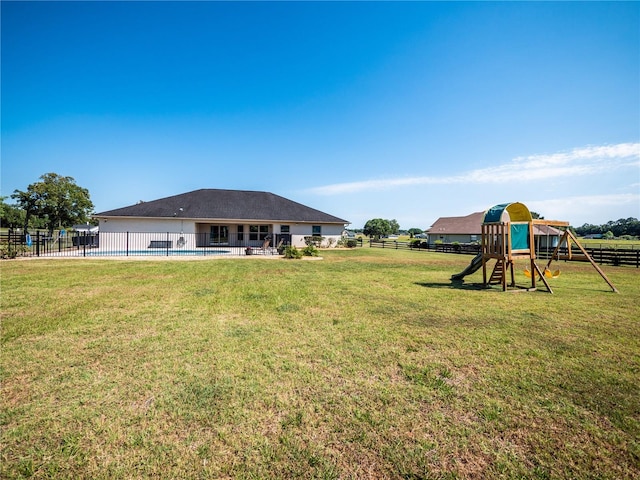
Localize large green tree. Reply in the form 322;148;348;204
11;173;94;234
363;218;396;239
0;197;26;229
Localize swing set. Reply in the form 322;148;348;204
451;202;618;293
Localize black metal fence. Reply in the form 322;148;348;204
0;230;292;258
366;239;640;268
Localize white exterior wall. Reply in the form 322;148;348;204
284;223;345;248
97;218;346;251
99;218;195;234
98;218;197;251
427;233;475;244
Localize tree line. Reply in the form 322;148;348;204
575;218;640;239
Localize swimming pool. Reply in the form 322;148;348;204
85;249;232;256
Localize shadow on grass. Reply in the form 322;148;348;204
414;280;494;291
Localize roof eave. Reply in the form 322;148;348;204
95;215;348;224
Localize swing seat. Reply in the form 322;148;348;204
525;266;560;280
543;268;561;278
538;268;560;279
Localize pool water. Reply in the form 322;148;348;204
86;249;231;256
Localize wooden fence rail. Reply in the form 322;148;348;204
366;240;640;268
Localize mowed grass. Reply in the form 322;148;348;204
578;238;640;249
1;249;638;479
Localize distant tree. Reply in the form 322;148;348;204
363;218;392;239
603;230;614;240
530;211;544;220
0;197;26;229
389;219;400;235
575;223;602;236
408;228;423;238
627;218;640;237
12;173;94;234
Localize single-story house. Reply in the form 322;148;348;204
72;223;99;233
71;223;99;247
94;189;349;250
426;211;563;249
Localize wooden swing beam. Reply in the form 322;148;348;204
545;228;618;293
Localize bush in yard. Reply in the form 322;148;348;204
337;237;358;248
304;236;324;247
302;244;319;257
283;245;303;259
0;244;28;259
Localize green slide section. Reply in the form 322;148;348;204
451;253;483;281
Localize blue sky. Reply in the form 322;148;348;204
2;1;639;229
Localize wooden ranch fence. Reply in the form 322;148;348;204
365;239;640;268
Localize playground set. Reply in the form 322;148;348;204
451;202;618;293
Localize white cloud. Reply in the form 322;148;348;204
526;193;640;224
307;143;640;195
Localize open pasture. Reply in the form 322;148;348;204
1;249;639;479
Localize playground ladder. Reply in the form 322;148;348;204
489;260;505;285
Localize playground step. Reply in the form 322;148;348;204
489;261;505;284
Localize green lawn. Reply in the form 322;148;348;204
579;238;640;249
2;250;639;479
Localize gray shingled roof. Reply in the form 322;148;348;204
95;189;348;224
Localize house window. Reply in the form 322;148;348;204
312;225;321;236
281;225;290;234
470;235;477;242
210;225;229;244
237;225;244;241
249;225;270;241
